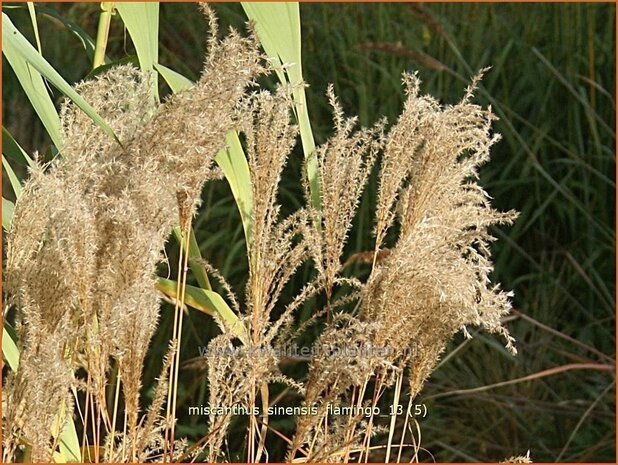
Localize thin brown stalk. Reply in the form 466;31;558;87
396;397;413;463
359;373;386;463
164;232;185;461
168;226;191;461
255;383;270;462
425;363;614;401
108;367;122;460
385;371;404;463
82;373;92;462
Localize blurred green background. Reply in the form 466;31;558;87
3;2;615;462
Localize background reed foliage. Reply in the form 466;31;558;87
3;2;615;462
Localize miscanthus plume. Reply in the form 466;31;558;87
4;9;265;462
290;72;517;461
3;8;517;462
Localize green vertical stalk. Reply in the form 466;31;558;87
92;2;114;70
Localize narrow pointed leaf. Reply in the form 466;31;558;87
3;126;34;167
2;325;19;371
26;3;42;54
4;4;102;61
215;131;254;246
2;13;118;145
2;156;22;198
116;2;159;100
3;15;62;148
241;2;320;211
156;278;247;342
154;63;193;93
3;198;15;231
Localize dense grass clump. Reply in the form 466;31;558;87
2;2;615;463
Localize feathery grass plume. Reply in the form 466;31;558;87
289;88;386;460
291;72;518;462
58;65;179;453
131;10;268;457
2;64;175;461
90;9;267;449
4;9;270;460
201;87;315;461
136;6;267;229
373;73;439;251
309;86;383;309
362;70;518;397
204;333;277;462
289;314;390;461
104;342;178;463
238;87;308;341
501;451;532;463
4;167;97;462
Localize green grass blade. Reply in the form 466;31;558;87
215;131;254;247
241;2;321;211
241;3;299;84
154;63;193;93
3;155;22;198
2;14;62;148
115;2;159;71
2;13;118;146
3;126;34;167
26;3;42;54
156;278;247;342
116;2;159;100
57;416;80;463
36;5;99;62
2;324;19;371
157;277;214;316
3;198;15;231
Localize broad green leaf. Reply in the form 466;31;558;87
3;126;34;167
155;63;193;93
241;2;301;86
2;325;19;371
156;278;247;342
116;2;159;71
2;13;118;145
242;2;320;211
2;156;22;198
116;2;159;100
3;198;15;231
215;131;254;246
